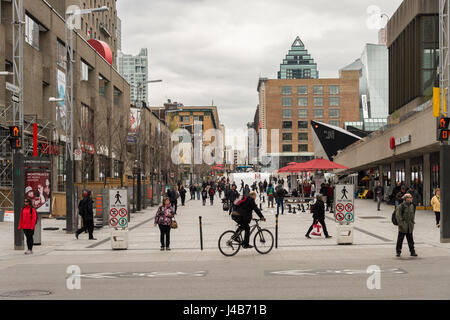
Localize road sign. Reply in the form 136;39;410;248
6;82;20;94
74;149;82;161
109;189;128;229
12;94;19;103
334;185;355;224
109;217;118;227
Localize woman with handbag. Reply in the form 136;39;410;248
154;197;176;251
19;198;38;254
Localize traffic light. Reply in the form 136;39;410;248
438;117;450;141
9;126;22;149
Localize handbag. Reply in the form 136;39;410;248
170;219;178;229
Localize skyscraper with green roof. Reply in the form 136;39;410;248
278;37;319;79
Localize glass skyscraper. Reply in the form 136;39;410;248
278;37;319;79
118;48;149;105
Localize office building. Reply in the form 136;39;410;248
119;48;149;105
278;36;319;79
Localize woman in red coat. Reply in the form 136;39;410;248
19;198;38;254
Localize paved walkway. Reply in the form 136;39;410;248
0;195;447;260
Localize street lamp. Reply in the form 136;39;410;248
49;97;65;103
134;79;162;211
0;71;13;76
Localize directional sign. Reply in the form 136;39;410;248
334;185;355;224
336;212;344;222
109;217;118;227
109;189;128;229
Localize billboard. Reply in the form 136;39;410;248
56;69;67;132
25;171;51;213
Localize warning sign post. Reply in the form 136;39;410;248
334;184;355;245
109;189;129;250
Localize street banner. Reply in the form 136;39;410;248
56;69;67;132
109;189;128;228
334;184;354;224
25;171;51;213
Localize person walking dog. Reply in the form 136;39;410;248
395;193;417;257
19;198;38;254
431;188;441;228
154;197;176;251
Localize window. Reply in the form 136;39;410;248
282;133;292;141
282;86;292;95
330;120;340;127
298;109;308;118
114;87;121;107
314;97;324;106
298;121;308;129
314;109;324;118
81;104;94;140
282;121;292;129
298;97;308;107
282;109;292;118
313;86;323;95
330;97;340;106
81;60;89;81
57;40;66;69
99;77;106;96
282;145;293;152
25;14;40;50
298;132;308;141
298;86;308;95
298;144;308;152
282;97;292;107
329;109;340;118
330;85;340;95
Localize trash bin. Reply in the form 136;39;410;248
111;228;129;250
0;209;4;222
33;214;42;245
336;224;354;245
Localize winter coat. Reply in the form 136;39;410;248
167;190;178;203
227;189;240;203
312;200;325;220
78;197;94;221
235;197;264;223
18;206;37;230
275;185;287;199
267;186;275;196
431;195;440;212
179;188;187;199
154;205;176;226
396;202;415;234
201;190;208;200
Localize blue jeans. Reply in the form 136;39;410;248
196;191;200;200
276;198;284;215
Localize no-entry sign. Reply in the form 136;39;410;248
109;189;128;228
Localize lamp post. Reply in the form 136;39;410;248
134;80;162;211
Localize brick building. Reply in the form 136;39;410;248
256;70;360;167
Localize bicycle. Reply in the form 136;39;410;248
218;218;274;256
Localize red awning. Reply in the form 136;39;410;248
87;39;113;65
296;158;349;171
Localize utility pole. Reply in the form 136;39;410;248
439;0;450;242
12;0;24;250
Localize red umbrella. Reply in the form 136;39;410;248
277;164;300;173
288;162;297;165
212;166;225;170
296;158;349;171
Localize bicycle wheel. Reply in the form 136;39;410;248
253;229;274;254
218;230;241;257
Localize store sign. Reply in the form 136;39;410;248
390;135;411;149
40;141;59;155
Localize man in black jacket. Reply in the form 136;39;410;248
167;187;178;213
75;191;96;240
305;194;331;239
227;184;240;215
234;192;266;248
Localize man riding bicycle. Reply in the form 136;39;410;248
232;191;266;249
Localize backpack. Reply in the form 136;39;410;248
268;188;274;195
233;196;247;207
209;188;215;195
392;206;401;226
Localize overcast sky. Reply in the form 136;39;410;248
117;0;402;146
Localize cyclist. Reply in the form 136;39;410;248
232;191;266;249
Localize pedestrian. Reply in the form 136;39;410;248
75;191;96;240
179;185;187;206
408;185;421;212
326;184;333;211
19;198;38;254
167;186;178;213
231;192;266;249
209;186;216;205
189;184;195;200
310;183;316;198
263;179;268;192
431;188;441;228
395;193;417;257
243;184;251;197
275;183;287;215
154;197;176;251
267;183;275;208
306;194;332;239
392;182;402;207
291;189;299;198
375;181;384;211
196;184;201;200
201;187;208;206
240;180;244;192
395;186;407;208
227;184;240;215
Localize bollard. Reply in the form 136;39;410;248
288;204;292;213
330;202;334;214
263;196;265;203
292;206;296;214
302;204;305;213
275;214;279;249
199;216;204;251
297;204;301;211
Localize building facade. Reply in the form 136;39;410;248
333;0;440;207
257;70;360;168
118;48;149;105
278;36;319;80
0;0;130;210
